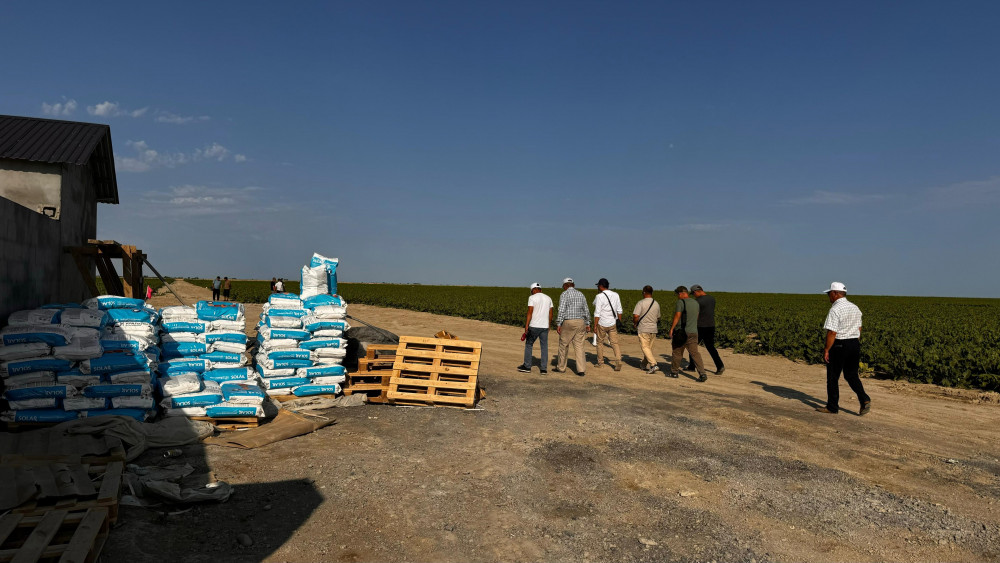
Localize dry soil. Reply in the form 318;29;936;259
103;281;1000;562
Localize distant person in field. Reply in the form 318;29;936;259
633;285;661;374
275;278;285;293
271;277;277;293
668;286;708;381
518;283;553;374
223;277;232;301
592;278;623;371
816;282;871;415
691;284;725;374
212;276;221;301
554;277;591;376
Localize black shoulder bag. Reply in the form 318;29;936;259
673;299;688;345
604;293;625;332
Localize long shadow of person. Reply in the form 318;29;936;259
750;380;825;410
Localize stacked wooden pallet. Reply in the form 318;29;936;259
0;507;109;563
344;345;398;404
3;460;125;525
387;336;482;408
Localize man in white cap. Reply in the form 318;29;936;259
518;283;553;374
554;277;591;376
817;282;871;415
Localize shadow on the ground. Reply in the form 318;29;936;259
750;380;825;410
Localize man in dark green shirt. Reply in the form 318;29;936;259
667;286;708;381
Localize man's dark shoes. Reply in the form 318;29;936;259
716;366;725;375
516;365;531;373
815;407;838;414
859;401;871;416
697;373;708;382
539;369;548;375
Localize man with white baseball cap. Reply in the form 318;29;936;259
517;282;553;374
817;281;871;415
554;277;591;376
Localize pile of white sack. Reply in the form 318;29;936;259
1;296;160;424
255;253;348;398
157;301;269;419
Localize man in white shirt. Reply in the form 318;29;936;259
592;278;623;371
816;282;871;415
274;278;285;293
518;283;553;374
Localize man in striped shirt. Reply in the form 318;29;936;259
554;278;591;376
816;282;871;415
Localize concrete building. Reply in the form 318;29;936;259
0;115;119;324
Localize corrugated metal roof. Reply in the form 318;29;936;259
0;115;119;204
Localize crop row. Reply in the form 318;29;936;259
183;279;1000;391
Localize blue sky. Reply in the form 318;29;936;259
3;1;999;296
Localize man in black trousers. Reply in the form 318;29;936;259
816;282;871;415
691;284;724;375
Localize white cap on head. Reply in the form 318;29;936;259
530;282;541;290
823;281;847;294
562;277;573;285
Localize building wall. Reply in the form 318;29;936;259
0;159;62;219
0;162;98;326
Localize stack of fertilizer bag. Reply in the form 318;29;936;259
254;253;348;399
157;300;270;420
0;296;160;424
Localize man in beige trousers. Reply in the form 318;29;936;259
592;278;623;371
554;278;591;376
632;285;661;374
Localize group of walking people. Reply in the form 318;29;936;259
518;278;724;380
519;278;871;415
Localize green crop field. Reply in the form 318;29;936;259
185;279;1000;391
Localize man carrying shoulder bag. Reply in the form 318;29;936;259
592;278;624;371
668;286;708;382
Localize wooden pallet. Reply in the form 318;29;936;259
344;345;397;404
189;416;260;431
0;508;109;563
387;336;482;408
8;462;123;525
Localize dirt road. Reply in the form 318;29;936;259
107;281;1000;562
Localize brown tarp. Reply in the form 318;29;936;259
202;409;334;449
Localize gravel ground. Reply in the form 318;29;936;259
102;282;1000;562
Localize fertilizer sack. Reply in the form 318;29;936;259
7;309;61;326
59;309;109;329
52;329;103;360
197;301;245;322
83;295;147;310
0;342;51;362
1;325;74;347
309;253;338;295
160;380;223;408
158;358;211;376
161;321;207;334
267;294;303;309
1;409;78;423
300;263;329;299
1;358;73;378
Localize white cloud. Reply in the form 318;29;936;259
155;111;211;124
41;98;77;116
87;101;149;118
926;176;1000;207
783;190;889;205
114;140;243;172
195;142;230;161
139;185;265;216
